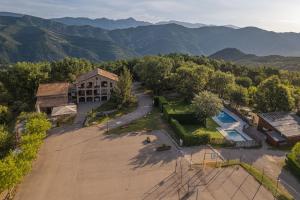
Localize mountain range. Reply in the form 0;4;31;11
0;12;240;30
210;48;300;71
1;12;300;64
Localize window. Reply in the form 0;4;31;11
110;82;113;87
86;90;93;96
78;90;85;96
87;82;93;88
101;81;108;87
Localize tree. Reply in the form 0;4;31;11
0;126;12;157
1;62;50;110
248;86;258;106
24;113;51;135
112;67;135;106
134;56;173;94
229;86;249;108
50;58;94;82
174;63;213;101
0;105;11;125
236;77;253;88
208;71;235;98
255;76;295;112
192;91;223;127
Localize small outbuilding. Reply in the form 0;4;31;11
36;83;70;115
258;112;300;146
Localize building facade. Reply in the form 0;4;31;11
74;68;118;103
36;83;70;115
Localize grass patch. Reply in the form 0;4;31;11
167;100;193;114
107;108;166;135
85;101;138;126
183;118;223;139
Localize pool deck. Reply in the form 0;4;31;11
213;108;252;141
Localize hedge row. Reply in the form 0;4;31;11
169;118;210;146
286;142;300;180
162;104;200;125
154;96;168;111
154;96;200;125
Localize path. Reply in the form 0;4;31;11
14;84;154;200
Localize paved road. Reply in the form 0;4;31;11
14;85;154;200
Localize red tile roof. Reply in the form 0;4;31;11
76;68;118;83
36;83;70;97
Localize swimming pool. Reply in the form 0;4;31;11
225;130;246;142
216;111;237;123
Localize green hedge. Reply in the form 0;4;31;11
154;96;168;111
169;118;210;146
286;142;300;180
162;104;200;125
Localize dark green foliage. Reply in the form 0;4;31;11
134;56;173;94
0;126;13;158
0;105;12;125
50;58;94;82
286;142;300;180
192;91;223;127
236;77;253;88
174;63;213;101
255;76;295;112
111;67;135;106
154;96;168;111
162;104;199;125
229;85;249;107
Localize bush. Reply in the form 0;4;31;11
0;112;51;193
154;96;168;111
286;142;300;180
169;118;210;146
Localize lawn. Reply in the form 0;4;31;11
167;100;193;114
85;100;138;126
183;118;224;139
107;108;167;135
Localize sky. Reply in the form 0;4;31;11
1;0;300;32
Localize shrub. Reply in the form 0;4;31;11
286;142;300;180
0;112;51;193
154;96;168;111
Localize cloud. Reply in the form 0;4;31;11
1;0;300;32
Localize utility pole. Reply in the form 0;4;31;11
274;177;280;200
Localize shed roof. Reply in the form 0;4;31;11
36;83;70;97
259;112;300;138
51;104;77;117
76;68;118;83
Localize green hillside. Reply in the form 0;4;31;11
2;15;300;63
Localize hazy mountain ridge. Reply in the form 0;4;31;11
210;48;300;71
2;13;300;64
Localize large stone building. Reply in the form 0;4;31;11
74;68;118;103
35;68;118;116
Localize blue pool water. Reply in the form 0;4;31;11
216;111;237;123
225;130;246;142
